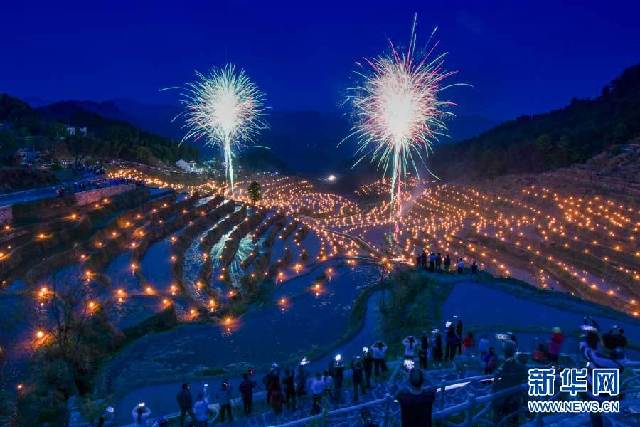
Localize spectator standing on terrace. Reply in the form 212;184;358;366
371;341;388;380
478;334;490;359
436;253;443;271
310;373;325;415
270;377;284;416
443;253;451;272
402;336;419;361
283;368;296;411
176;383;195;427
429;253;436;272
456;258;465;273
445;324;458;361
420;250;427;269
432;332;443;366
239;373;256;415
396;369;436;427
492;340;527;427
471;260;478;274
611;325;627;357
263;363;280;405
193;392;209;427
483;347;498;374
332;357;345;402
362;347;374;389
296;362;308;397
322;370;334;400
351;357;367;402
419;334;429;369
456;319;464;355
547;327;564;363
217;379;233;422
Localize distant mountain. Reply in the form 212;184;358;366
429;64;640;180
0;94;199;166
103;99;497;176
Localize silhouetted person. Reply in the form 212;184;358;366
310;372;325;415
218;379;233;422
484;347;498;374
372;341;388;380
432;332;443;365
420;250;427;269
443;253;451;272
456;319;464;355
176;383;195;427
445;325;458;361
492;340;527;427
363;347;374;389
396;369;436;427
351;357;366;402
296;363;308;397
429;253;436;272
435;253;442;271
239;373;256;415
283;368;296;411
270;377;284;416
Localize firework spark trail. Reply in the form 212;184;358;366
346;14;461;223
180;64;267;194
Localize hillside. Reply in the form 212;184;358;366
70;99;496;176
0;94;199;167
429;64;640;180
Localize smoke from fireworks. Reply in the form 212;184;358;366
346;15;460;221
180;64;266;193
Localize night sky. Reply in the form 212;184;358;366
1;0;639;120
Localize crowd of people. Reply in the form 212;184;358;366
167;340;393;426
415;250;478;274
141;313;631;427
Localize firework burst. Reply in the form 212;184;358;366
180;64;267;194
346;15;461;220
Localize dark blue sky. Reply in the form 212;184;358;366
1;0;638;120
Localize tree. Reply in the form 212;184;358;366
247;181;261;203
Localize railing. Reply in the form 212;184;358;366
273;369;521;427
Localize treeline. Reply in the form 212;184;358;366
0;95;198;165
430;64;640;179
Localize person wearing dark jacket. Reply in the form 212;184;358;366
419;334;429;369
283;368;296;411
362;347;374;389
445;325;458;361
218;379;233;422
492;341;527;427
176;383;195;427
396;369;436;427
351;357;367;402
296;362;308;397
263;363;280;404
331;360;345;403
270;377;284;416
371;341;388;380
455;319;464;355
432;332;443;366
239;373;256;415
